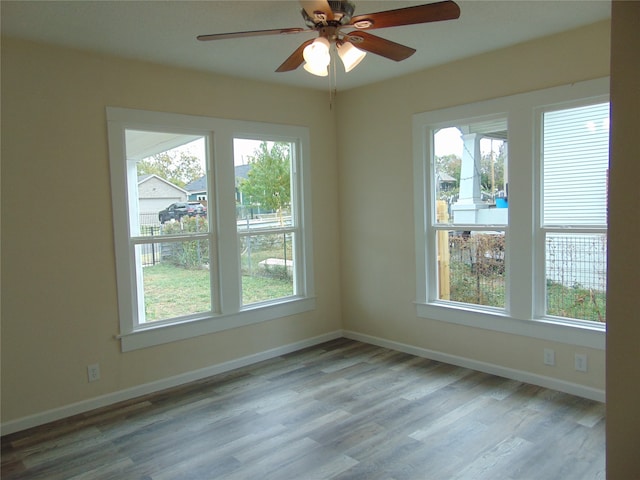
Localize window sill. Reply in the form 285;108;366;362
415;301;604;350
119;296;316;352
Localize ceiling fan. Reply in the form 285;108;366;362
197;1;461;77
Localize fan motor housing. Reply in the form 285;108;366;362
302;0;356;27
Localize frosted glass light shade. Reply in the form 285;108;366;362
337;42;366;72
303;37;330;77
303;37;330;64
303;61;329;76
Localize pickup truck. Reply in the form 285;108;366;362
158;202;207;223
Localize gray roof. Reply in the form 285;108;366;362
184;175;207;193
185;166;252;192
235;164;251;180
437;172;457;183
138;174;188;193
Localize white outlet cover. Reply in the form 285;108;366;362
543;348;555;366
575;353;588;372
87;363;101;382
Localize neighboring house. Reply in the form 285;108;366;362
234;165;251;205
138;174;188;216
186;166;252;205
183;175;208;203
233;164;271;217
437;171;457;192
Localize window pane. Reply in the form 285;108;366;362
543;103;609;226
136;240;212;323
437;230;505;308
545;233;606;322
240;233;294;305
125;130;208;236
433;120;508;226
234;139;293;231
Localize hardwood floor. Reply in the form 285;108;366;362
1;339;605;479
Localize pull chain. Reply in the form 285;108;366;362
327;43;339;110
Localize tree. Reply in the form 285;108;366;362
480;142;506;196
137;151;204;188
435;153;461;199
436;154;462;184
238;142;291;215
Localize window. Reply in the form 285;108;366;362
123;132;212;325
234;139;298;306
107;108;314;351
432;119;508;310
413;78;608;348
540;102;609;323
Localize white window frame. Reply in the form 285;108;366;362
535;100;610;328
107;108;315;352
429;115;509;313
413;78;608;350
233;135;302;307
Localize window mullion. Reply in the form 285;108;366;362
506;105;535;320
214;130;241;314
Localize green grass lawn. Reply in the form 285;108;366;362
546;280;606;323
143;259;604;324
142;262;293;322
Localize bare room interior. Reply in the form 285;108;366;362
1;1;639;478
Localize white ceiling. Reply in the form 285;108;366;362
1;1;611;92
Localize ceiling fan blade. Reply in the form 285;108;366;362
348;1;460;30
276;39;315;72
197;28;305;42
345;31;416;62
299;0;334;22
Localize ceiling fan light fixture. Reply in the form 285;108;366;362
198;1;462;77
303;61;329;76
337;41;366;72
303;37;330;64
303;37;330;76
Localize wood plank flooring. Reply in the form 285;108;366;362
1;339;605;479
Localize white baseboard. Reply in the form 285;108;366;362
343;330;605;403
2;328;604;436
1;330;343;436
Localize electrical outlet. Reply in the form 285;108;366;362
87;363;101;382
543;348;555;366
574;353;588;372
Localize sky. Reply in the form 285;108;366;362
434;127;463;157
176;137;266;168
434;127;505;158
178;129;474;167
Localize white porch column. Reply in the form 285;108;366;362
452;132;487;223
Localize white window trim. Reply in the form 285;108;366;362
534;101;609;327
107;107;315;352
413;78;608;350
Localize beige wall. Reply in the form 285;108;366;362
4;12;639;474
4;6;640;473
607;1;640;477
336;20;611;392
0;38;341;422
